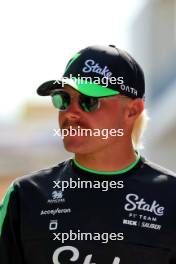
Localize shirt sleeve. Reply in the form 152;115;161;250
0;182;25;264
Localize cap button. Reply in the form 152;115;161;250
109;44;116;48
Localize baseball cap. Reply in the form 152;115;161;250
37;45;145;99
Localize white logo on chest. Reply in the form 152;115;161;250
124;193;165;216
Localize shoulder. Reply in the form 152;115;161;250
12;158;73;191
140;156;176;183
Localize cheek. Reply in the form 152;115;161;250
92;102;123;129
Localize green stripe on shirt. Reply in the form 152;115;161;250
0;183;14;236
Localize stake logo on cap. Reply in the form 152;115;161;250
37;45;145;99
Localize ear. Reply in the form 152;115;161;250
125;99;144;122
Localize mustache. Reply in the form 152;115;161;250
61;120;90;130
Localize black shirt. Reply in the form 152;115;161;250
1;157;176;264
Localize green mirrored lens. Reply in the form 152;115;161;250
52;91;71;110
51;91;100;112
79;95;99;112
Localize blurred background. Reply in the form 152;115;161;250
0;0;176;200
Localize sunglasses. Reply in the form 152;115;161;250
51;89;102;112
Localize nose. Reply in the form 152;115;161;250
60;96;82;121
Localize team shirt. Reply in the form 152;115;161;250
1;156;176;264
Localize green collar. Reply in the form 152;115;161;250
73;152;140;175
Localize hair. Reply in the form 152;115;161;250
131;109;149;150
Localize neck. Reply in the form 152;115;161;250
75;141;138;172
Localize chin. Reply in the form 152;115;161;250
63;136;89;154
63;136;104;154
64;145;89;154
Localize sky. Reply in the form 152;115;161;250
0;0;147;122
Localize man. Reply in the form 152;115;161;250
0;45;176;264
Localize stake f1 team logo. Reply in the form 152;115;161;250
82;59;113;78
52;246;120;264
123;193;165;231
124;193;165;216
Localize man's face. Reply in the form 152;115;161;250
58;85;131;154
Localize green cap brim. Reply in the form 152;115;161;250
62;78;120;97
37;78;120;97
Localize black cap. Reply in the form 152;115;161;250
37;45;145;99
